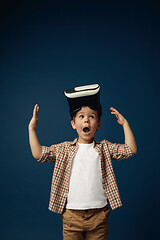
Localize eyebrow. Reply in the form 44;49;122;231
78;111;96;115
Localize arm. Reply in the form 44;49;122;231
28;104;42;160
110;107;137;154
123;121;137;154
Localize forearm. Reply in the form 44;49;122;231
28;127;42;160
123;121;137;154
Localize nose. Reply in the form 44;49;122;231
84;116;89;123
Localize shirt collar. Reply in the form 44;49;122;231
70;138;100;146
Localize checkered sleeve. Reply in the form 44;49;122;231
106;141;135;160
37;143;62;162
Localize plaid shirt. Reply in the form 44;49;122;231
38;138;135;214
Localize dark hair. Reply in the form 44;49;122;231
71;105;102;122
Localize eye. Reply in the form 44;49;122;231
79;115;84;119
90;115;94;119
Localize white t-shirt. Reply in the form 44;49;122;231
66;142;107;209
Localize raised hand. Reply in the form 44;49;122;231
110;107;128;126
28;104;40;129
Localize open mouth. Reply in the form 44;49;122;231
83;127;90;133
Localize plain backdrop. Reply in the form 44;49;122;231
1;1;160;239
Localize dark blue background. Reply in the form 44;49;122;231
1;1;160;239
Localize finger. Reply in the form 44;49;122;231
36;105;39;113
110;111;119;116
111;112;118;117
110;111;120;119
110;107;119;114
33;104;39;117
35;105;39;117
110;107;118;111
33;105;36;116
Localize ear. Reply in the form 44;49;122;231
71;120;76;129
97;121;101;130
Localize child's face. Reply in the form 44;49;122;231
71;106;101;144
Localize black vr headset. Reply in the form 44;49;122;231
64;84;102;118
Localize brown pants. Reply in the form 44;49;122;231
62;205;110;240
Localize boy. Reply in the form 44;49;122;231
28;84;137;240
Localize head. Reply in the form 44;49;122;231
71;105;101;144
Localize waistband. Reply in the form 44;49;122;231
65;205;109;214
